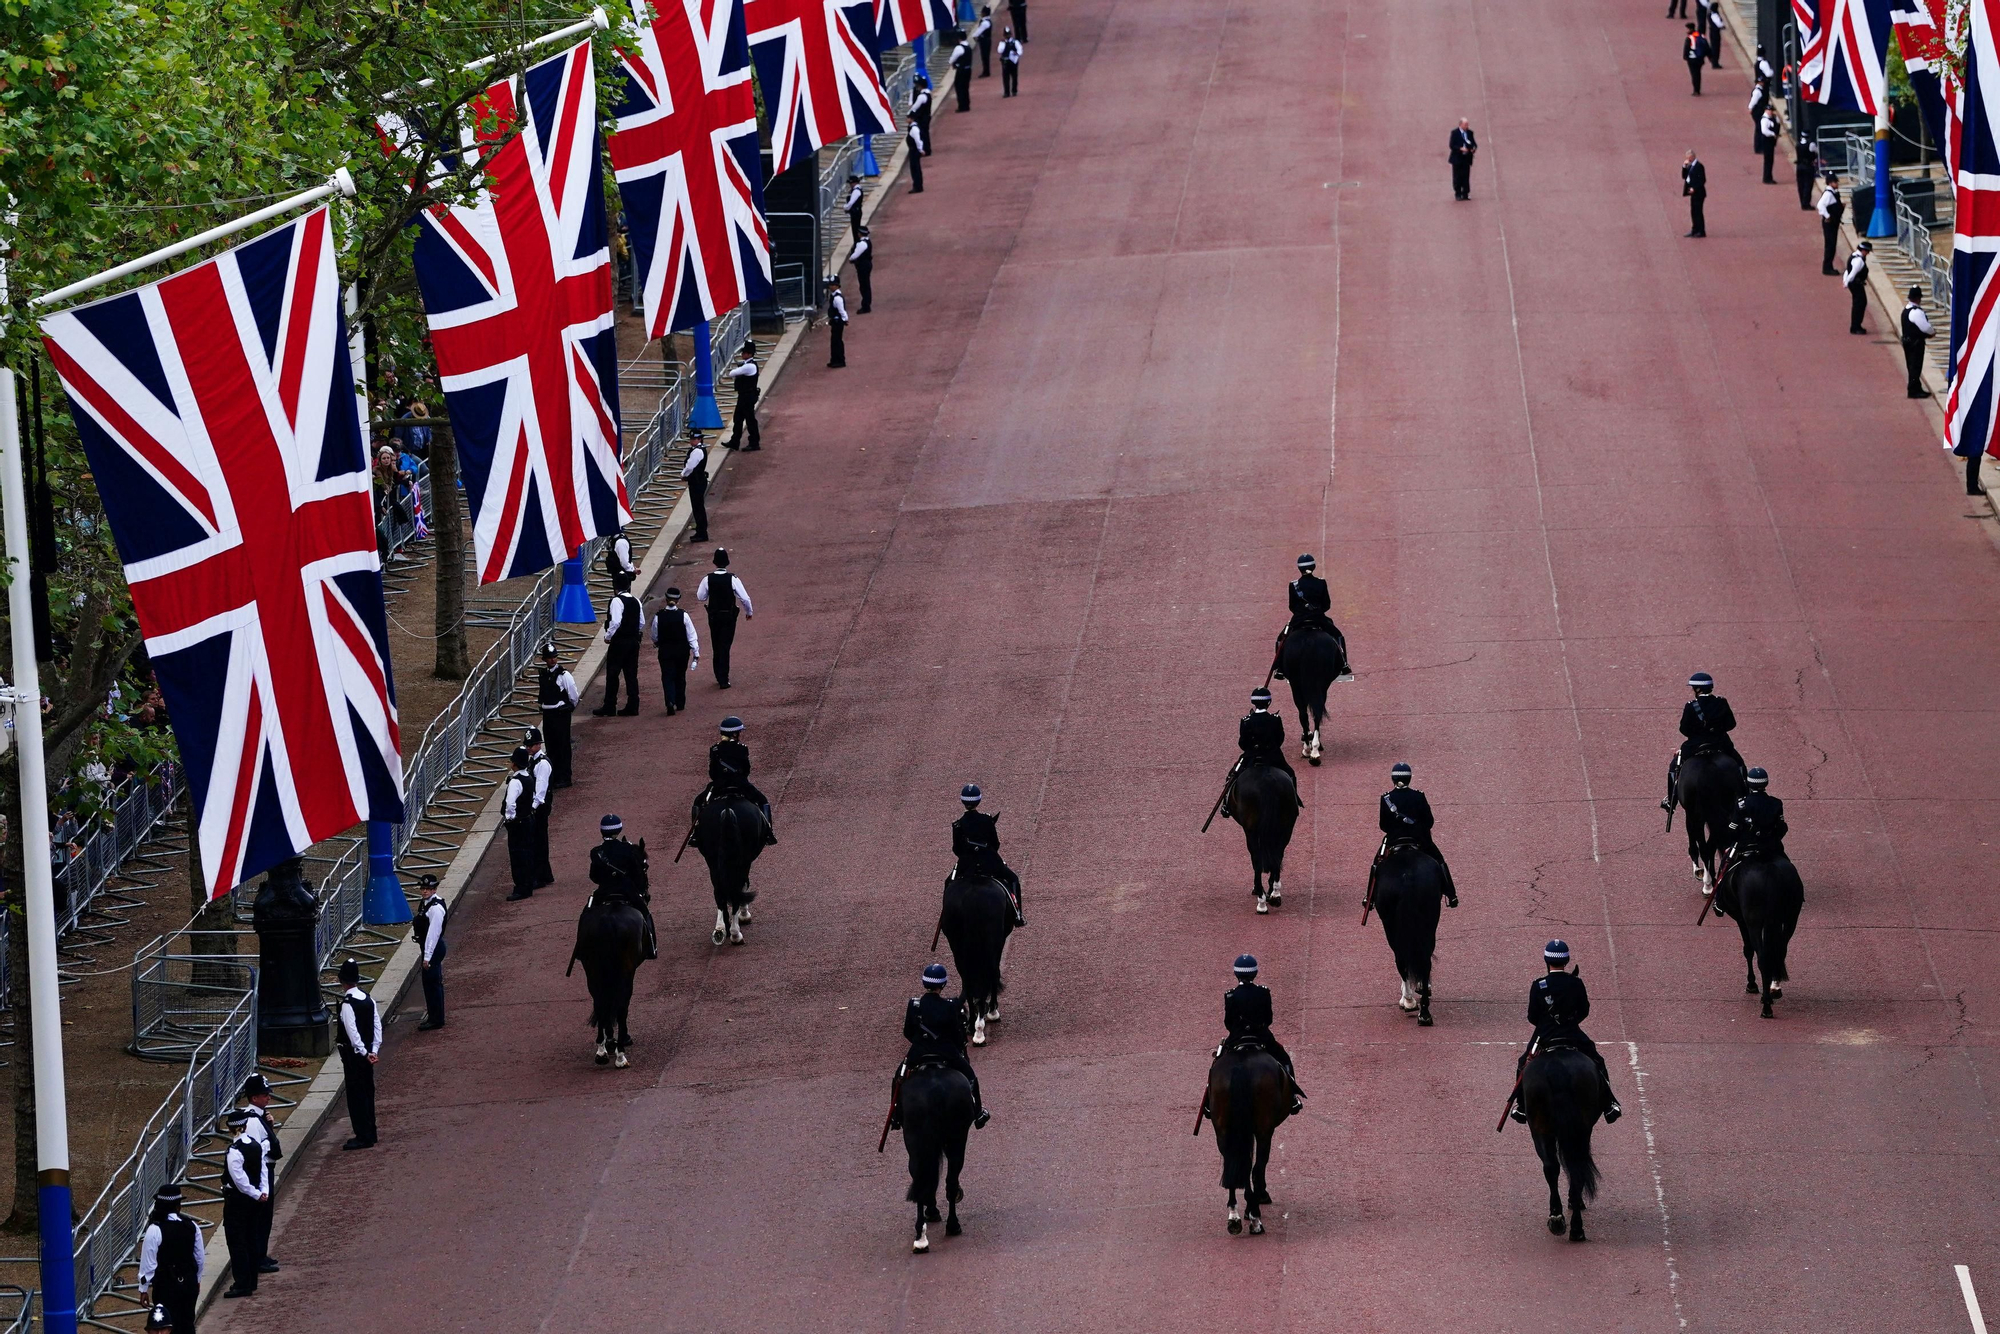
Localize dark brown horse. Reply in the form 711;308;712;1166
567;899;647;1068
695;793;769;945
1203;1044;1290;1234
1277;624;1347;765
941;871;1013;1046
901;1061;975;1253
1520;1046;1604;1242
1372;843;1453;1026
1677;750;1743;894
1229;763;1297;914
1716;856;1804;1018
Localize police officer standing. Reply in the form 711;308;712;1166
696;548;754;688
525;727;555;887
595;574;645;715
1845;241;1873;333
1449;118;1478;200
503;746;541;902
137;1183;204;1328
953;783;1024;926
974;6;994;75
239;1074;283;1276
951;32;973;111
1758;104;1779;184
1007;0;1027;41
907;112;928;191
603;524;637;586
1901;285;1934;396
1681;148;1706;236
336;958;381;1149
1508;940;1622;1123
844;173;864;238
537;642;579;787
652;586;699;714
825;279;849;368
890;963;991;1128
999;28;1022;96
850;226;874;314
1796;144;1822;211
1220;955;1305;1114
1818;173;1846;273
220;1111;268;1297
1376;762;1459;904
681;430;711;543
413;873;448;1029
910;75;933;153
725;341;761;450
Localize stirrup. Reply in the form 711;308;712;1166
973;1109;992;1129
1510;1107;1528;1124
1603;1101;1623;1124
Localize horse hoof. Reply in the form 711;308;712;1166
728;931;745;945
1569;1227;1587;1244
925;1204;942;1222
945;1218;962;1237
594;1045;609;1066
1307;755;1321;767
1418;1013;1434;1027
613;1049;629;1069
1398;996;1417;1012
712;928;726;945
972;1029;986;1047
1267;890;1281;907
1255;899;1270;915
738;905;752;922
987;1006;1001;1022
1248;1217;1265;1235
1761;1004;1775;1019
1547;1214;1565;1235
913;1235;929;1254
1227;1216;1243;1235
1769;985;1782;999
1746;981;1759;994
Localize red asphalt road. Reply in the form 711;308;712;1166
212;1;2000;1330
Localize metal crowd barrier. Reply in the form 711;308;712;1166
817;137;864;274
376;458;433;560
53;763;181;940
1830;131;1954;314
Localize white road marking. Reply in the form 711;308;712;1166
1625;1042;1689;1330
1960;1266;1988;1334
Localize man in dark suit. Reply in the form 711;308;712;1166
1681;149;1707;236
1449;119;1478;200
1683;23;1710;93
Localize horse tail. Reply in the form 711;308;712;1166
1555;1117;1600;1202
904;1079;943;1205
1757;864;1801;985
1220;1061;1255;1189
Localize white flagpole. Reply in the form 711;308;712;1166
0;370;79;1334
410;6;610;92
28;168;357;311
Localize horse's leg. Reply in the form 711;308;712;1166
1246;1133;1270;1234
1253;855;1270;914
1568;1173;1588;1243
1398;972;1416;1012
1226;1186;1241;1235
971;1008;987;1047
912;1202;929;1254
1417;979;1434;1027
728;899;746;945
712;907;728;946
944;1133;965;1236
1539;1136;1564;1234
612;990;632;1068
1267;848;1282;908
1743;935;1759;995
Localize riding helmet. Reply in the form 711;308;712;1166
600;813;624;836
719;716;745;735
1688;671;1714;691
960;783;982;805
1745;767;1769;788
1296;553;1317;571
1232;953;1259;978
1390;761;1412;782
1250;686;1272;707
922;963;949;988
510;745;531;768
1543;939;1570;965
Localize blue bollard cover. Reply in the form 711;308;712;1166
859;133;881;177
363;820;411;925
556;550;596;624
39;1181;78;1334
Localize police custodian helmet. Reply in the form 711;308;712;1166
1233;953;1259;978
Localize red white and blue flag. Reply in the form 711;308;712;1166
873;0;952;51
40;207;405;897
1947;0;2000;462
1801;0;1892;112
609;0;772;337
1891;0;1957;170
1796;0;1828;93
746;0;896;173
404;40;629;585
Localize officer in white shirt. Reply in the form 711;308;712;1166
137;1182;204;1326
844;173;864;238
525;727;555;886
974;6;994;75
1844;241;1872;334
538;641;580;787
725;342;761;451
910;75;933;153
850;226;874;313
907;116;927;191
826;280;849;369
220;1112;268;1296
1901;285;1934;398
336;958;382;1149
951;36;973;111
652;586;701;714
681;430;711;543
696;548;756;689
1818;173;1845;274
413;873;448;1028
503;747;541;901
595;575;645;715
1000;29;1022;97
240;1073;283;1274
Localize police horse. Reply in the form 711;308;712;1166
1676;751;1743;897
1277;624;1347;766
940;871;1013;1047
1202;1043;1290;1234
1715;856;1804;1018
1371;841;1453;1026
1229;763;1297;914
694;793;770;945
1519;1045;1605;1242
567;898;647;1068
901;1060;976;1252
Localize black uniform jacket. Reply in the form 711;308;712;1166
589;838;649;899
1528;970;1591;1042
1224;981;1276;1038
1679;695;1737;750
709;739;753;789
1289;574;1332;621
1239;711;1285;764
905;991;970;1061
1379;788;1435;843
1682;158;1707;194
953;809;1003;861
1728;791;1788;857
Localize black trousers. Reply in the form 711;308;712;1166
602;642;641;711
828;317;846;367
1001;62;1018;96
658;650;688;711
154;1274;199;1331
855;259;872;312
1850;283;1868;333
1822;218;1840;273
728;392;760;449
908;146;924;190
1905;339;1928;396
848;203;862;238
542;706;572;786
1797;163;1818;210
1687;190;1705;235
1968;450;1986;494
708;611;738;686
1009;2;1026;38
1687;59;1702;94
953;68;971;110
422;938;447;1023
1666;0;1685;13
252;1189;274;1271
1451;158;1472;198
340;1046;377;1144
1761;142;1776;183
506;820;537;897
532;792;554;886
978;33;992;73
1709;25;1722;66
688;472;709;540
915;110;932;152
223;1194;260;1292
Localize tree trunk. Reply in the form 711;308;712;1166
430;423;469;680
1;763;38;1235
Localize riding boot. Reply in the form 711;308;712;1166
1433;850;1460;907
1592;1052;1622;1123
1510;1045;1531;1122
1271;631;1287;681
888;1068;904;1131
641;904;659;961
1005;868;1025;927
761;802;778;846
1661;753;1680;812
968;1071;991;1128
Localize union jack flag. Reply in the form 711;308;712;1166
746;0;896;173
1947;0;2000;462
873;0;952;50
609;0;772;337
1892;0;1956;167
405;40;629;585
1797;0;1827;92
39;207;405;897
1802;0;1892;113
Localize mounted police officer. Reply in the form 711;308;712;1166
1716;767;1788;917
1221;954;1304;1114
1272;553;1343;680
952;783;1024;927
588;813;656;960
1663;670;1742;811
692;715;777;845
1510;940;1621;1124
1376;762;1458;904
889;962;990;1129
1225;686;1298;818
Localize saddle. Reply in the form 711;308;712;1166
904;1052;956;1074
1535;1032;1588;1056
1218;1035;1270;1058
